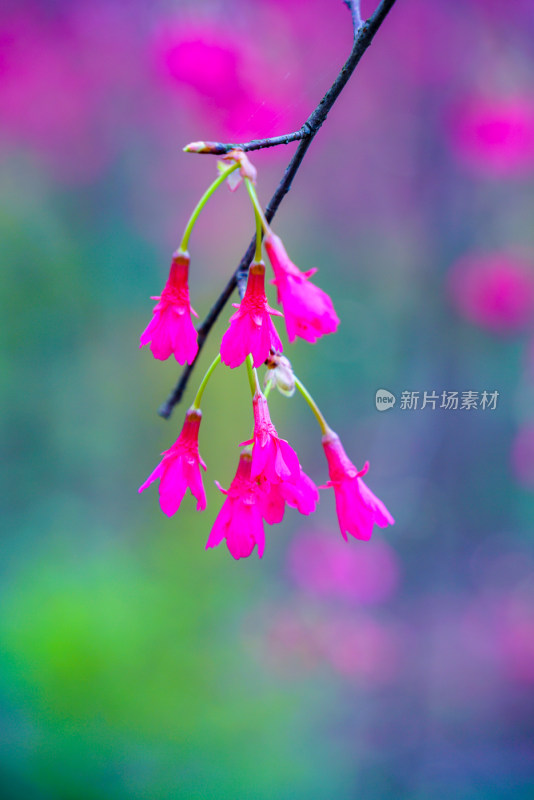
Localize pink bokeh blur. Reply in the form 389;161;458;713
0;4;142;182
287;530;401;604
150;17;302;142
447;252;534;334
251;603;404;685
448;96;534;177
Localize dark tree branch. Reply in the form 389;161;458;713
183;130;306;155
158;0;398;419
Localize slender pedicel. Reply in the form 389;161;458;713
263;378;273;399
245;178;270;236
245;354;261;398
294;376;331;436
191;354;221;410
180;162;240;252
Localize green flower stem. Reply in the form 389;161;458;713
245;355;256;397
191;353;221;410
263;378;273;399
246;355;261;397
180;163;240;252
294;376;330;436
253;202;263;262
244;178;270;237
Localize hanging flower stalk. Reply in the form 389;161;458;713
139;147;394;560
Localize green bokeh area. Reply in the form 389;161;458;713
1;543;317;799
2;0;534;798
0;159;362;800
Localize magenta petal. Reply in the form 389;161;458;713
185;462;207;511
207;453;268;560
206;499;233;550
158;459;188;517
251;316;272;368
260;483;286;524
255;516;266;559
149;313;174;360
359;478;395;527
171;309;199;364
139;315;157;349
282;469;319;515
333;485;353;541
138;461;165;494
226;504;258;560
276;440;300;482
221;314;254;368
250;438;271;480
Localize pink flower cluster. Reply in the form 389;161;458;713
206;392;321;559
140;390;393;560
140;223;339;367
139;153;394;561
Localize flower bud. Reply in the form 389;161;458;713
265;352;296;397
217;160;242;191
183;141;210;153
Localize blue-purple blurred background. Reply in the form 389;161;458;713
2;0;534;797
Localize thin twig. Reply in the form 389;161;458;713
158;0;397;419
344;0;364;36
183;130;306;155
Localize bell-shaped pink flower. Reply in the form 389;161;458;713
242;392;300;484
206;453;265;560
264;231;340;344
220;261;283;368
139;408;206;515
321;430;394;541
260;466;320;525
140;250;199;364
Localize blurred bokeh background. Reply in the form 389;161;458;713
2;0;534;797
